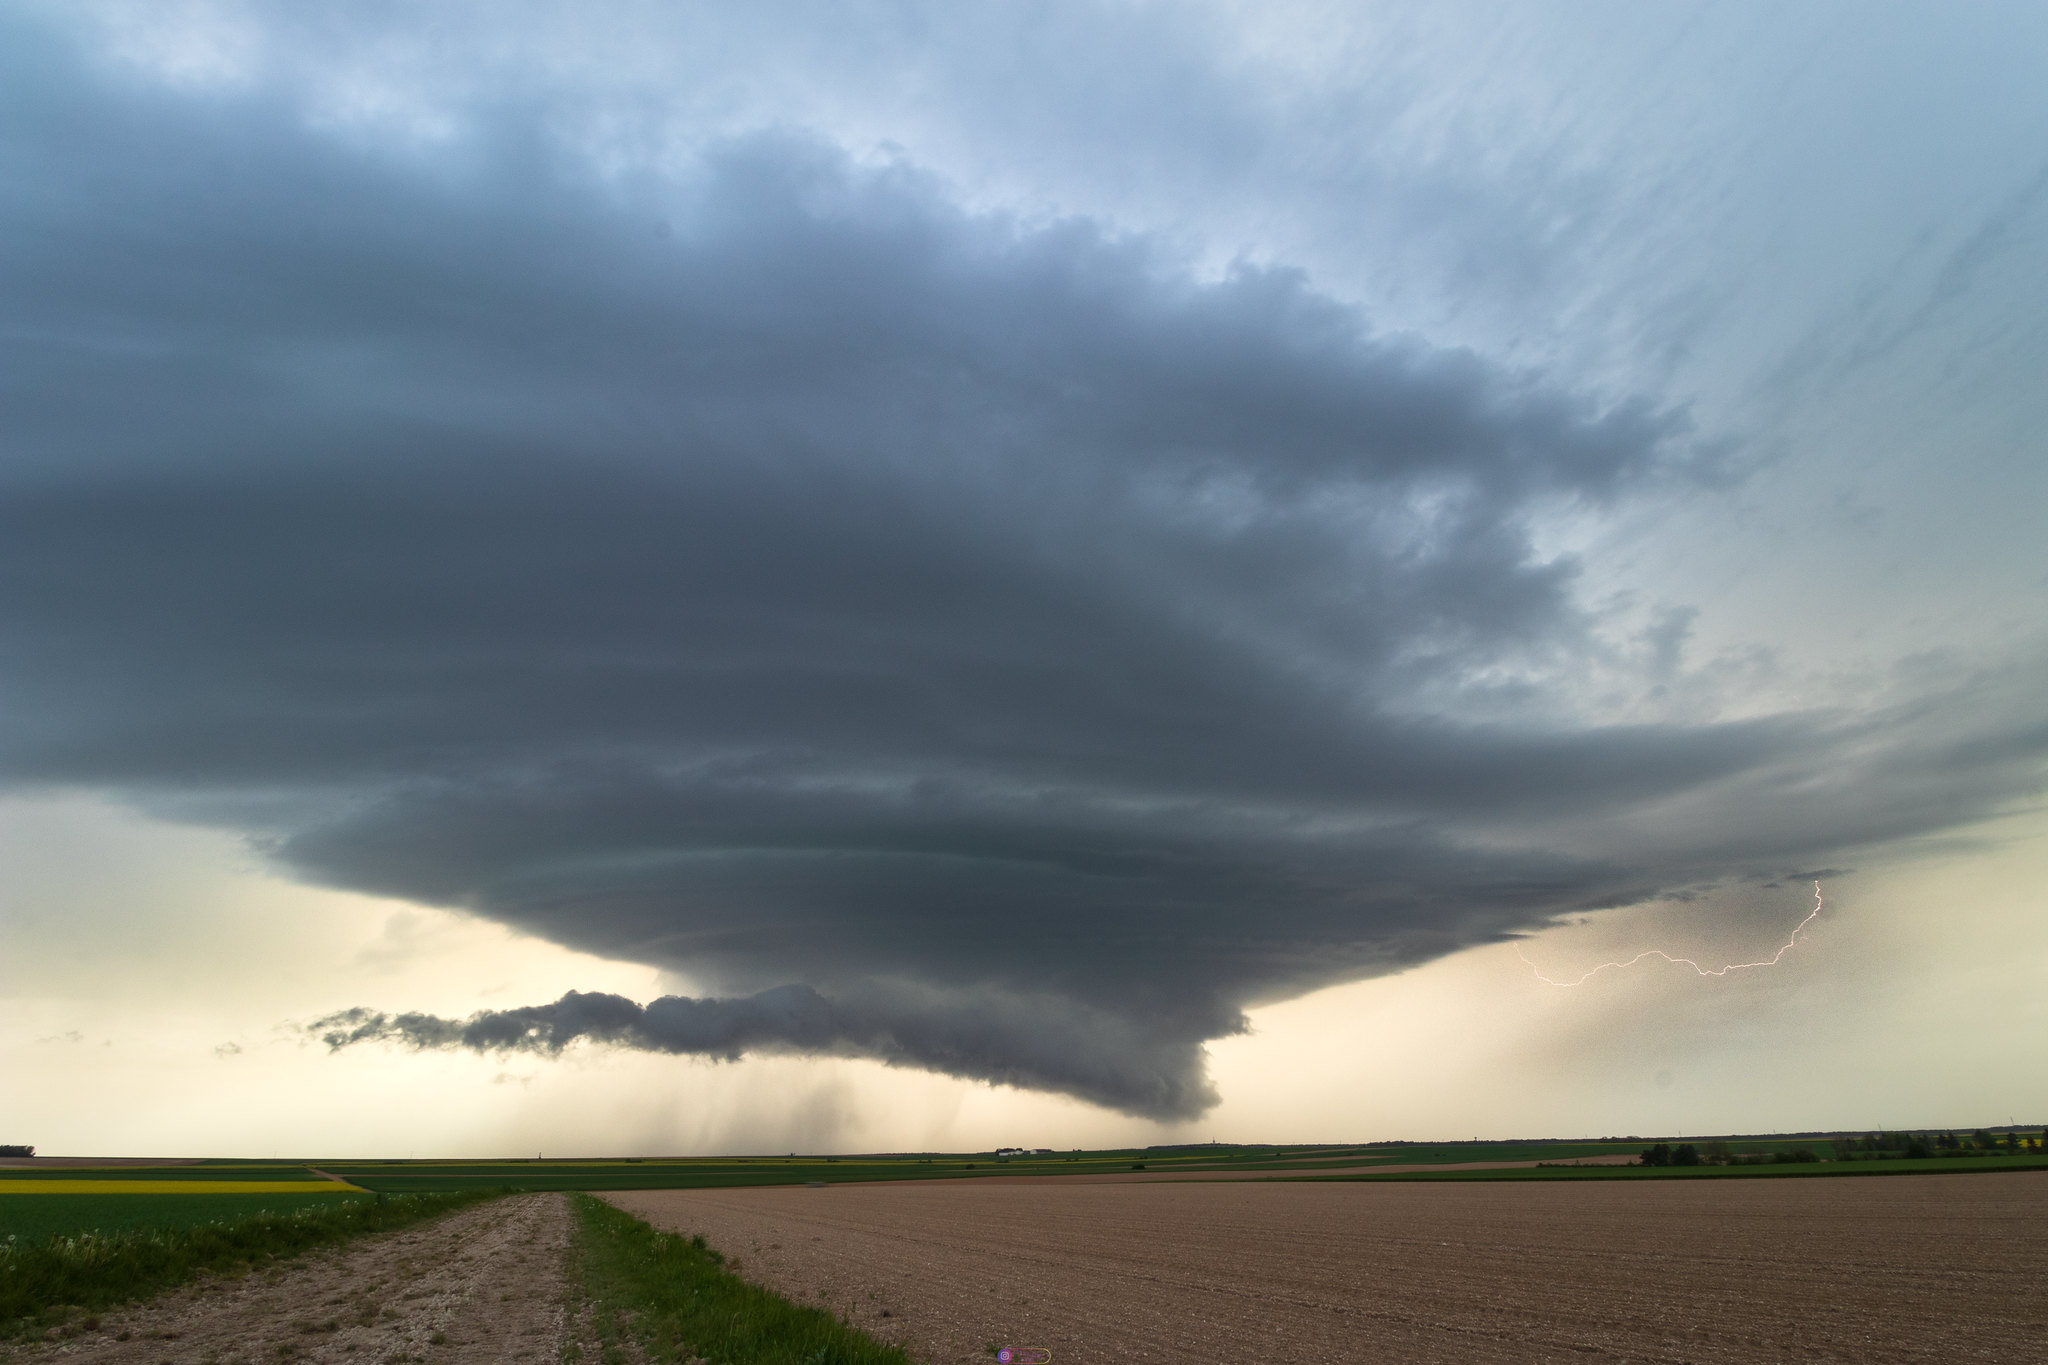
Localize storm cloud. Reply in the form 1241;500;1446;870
312;985;1230;1121
5;10;2046;1118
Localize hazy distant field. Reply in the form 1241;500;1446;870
13;1140;1862;1194
7;1140;2040;1245
7;1145;2043;1362
312;1147;1387;1192
315;1139;2048;1191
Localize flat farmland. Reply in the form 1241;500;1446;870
608;1172;2048;1364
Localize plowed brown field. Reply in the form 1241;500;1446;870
608;1172;2048;1364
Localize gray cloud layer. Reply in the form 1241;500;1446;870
5;12;2045;1117
313;984;1225;1119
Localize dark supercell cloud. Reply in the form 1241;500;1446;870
4;17;2043;1118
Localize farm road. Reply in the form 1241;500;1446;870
7;1192;572;1365
609;1172;2048;1364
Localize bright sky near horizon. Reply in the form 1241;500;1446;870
2;0;2045;1156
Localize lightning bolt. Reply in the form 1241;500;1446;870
1516;881;1824;987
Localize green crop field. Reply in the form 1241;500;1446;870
7;1132;2038;1212
305;1138;1874;1190
0;1164;335;1182
291;1135;2048;1191
0;1162;364;1242
0;1190;375;1243
321;1157;1073;1193
314;1146;1380;1192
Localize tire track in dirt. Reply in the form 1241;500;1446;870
608;1171;2048;1364
6;1192;571;1365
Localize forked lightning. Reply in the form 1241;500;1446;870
1517;881;1824;987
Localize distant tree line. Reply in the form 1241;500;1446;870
1640;1130;2045;1167
0;1145;33;1158
1832;1129;2043;1160
1639;1141;1818;1167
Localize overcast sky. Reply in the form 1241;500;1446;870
3;0;2045;1155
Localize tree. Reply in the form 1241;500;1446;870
1640;1143;1673;1167
1671;1143;1702;1166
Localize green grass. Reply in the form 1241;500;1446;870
565;1193;910;1365
0;1188;502;1340
0;1190;374;1243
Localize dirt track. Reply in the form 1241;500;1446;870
608;1172;2048;1364
5;1193;572;1365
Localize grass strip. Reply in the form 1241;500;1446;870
0;1188;503;1340
566;1193;911;1365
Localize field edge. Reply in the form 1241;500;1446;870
566;1192;912;1365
